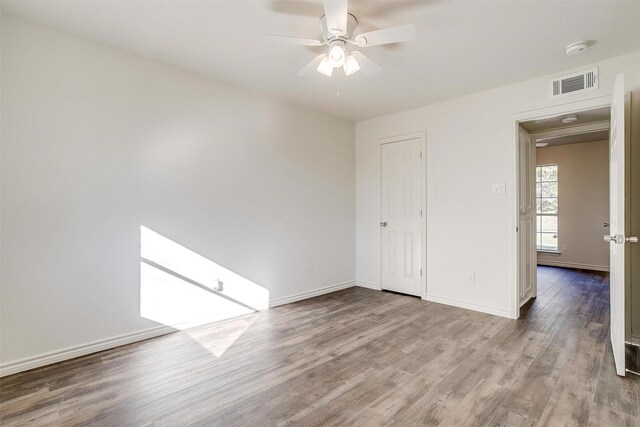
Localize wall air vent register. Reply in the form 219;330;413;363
550;68;598;98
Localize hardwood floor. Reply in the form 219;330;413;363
1;266;638;426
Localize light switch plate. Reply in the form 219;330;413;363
492;183;506;195
428;187;435;197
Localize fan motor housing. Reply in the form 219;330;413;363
319;13;358;42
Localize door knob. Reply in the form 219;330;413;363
604;235;616;243
626;236;639;243
380;222;387;227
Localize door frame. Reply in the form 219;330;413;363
378;132;427;299
509;95;611;319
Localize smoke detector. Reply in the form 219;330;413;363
566;41;588;56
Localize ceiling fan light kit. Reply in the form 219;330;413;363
317;56;334;76
343;54;360;76
268;0;416;79
328;40;347;67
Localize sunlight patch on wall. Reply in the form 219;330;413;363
140;226;269;310
140;262;254;330
139;225;270;347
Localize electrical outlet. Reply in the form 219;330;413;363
466;272;475;283
562;244;568;253
492;183;506;195
428;187;435;197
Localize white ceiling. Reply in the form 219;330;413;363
520;106;610;133
2;1;640;122
536;130;609;148
522;106;610;147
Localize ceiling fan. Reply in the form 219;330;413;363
267;0;416;77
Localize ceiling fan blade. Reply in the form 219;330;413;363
297;54;327;76
353;24;416;47
323;0;348;37
266;34;323;46
350;51;382;76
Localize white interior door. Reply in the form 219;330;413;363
607;73;626;376
518;128;536;306
380;138;422;296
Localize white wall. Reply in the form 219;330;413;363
536;140;609;271
356;51;640;320
0;16;355;369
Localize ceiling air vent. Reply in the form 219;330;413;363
550;68;598;98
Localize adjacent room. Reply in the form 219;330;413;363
1;1;640;425
517;109;621;370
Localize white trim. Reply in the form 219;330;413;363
377;131;427;299
537;260;610;272
509;95;611;319
0;325;175;377
1;280;357;377
531;120;610;141
356;280;380;290
537;250;561;256
420;133;427;300
377;131;426;145
269;280;355;307
425;294;512;319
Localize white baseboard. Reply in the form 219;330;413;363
424;294;513;319
537;260;609;272
0;325;175;378
269;280;355;307
1;280;357;377
354;282;512;319
355;280;380;290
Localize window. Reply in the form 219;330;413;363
536;164;558;251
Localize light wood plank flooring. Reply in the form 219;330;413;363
1;266;638;426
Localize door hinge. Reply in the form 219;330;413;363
420;209;423;218
516;226;519;232
420;268;423;276
420;151;423;159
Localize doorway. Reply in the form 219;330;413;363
379;133;426;297
522;105;611;276
513;75;631;376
